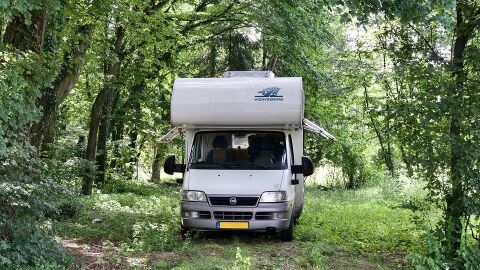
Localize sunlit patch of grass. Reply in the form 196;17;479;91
297;187;426;256
55;180;183;252
55;180;429;269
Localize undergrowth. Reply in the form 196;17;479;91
53;180;431;269
55;179;183;252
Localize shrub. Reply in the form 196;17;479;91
232;247;251;270
297;242;329;269
102;179;164;196
132;220;183;251
463;243;480;270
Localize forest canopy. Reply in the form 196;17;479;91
1;0;479;269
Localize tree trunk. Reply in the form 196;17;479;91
363;85;395;176
262;41;267;70
30;24;94;151
443;1;477;265
82;88;108;195
128;126;139;179
110;92;124;169
342;145;356;189
3;9;47;53
125;82;144;179
82;26;125;194
151;143;167;182
399;146;413;177
95;90;113;186
207;42;217;77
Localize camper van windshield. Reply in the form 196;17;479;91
189;131;287;170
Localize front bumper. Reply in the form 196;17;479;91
181;201;294;231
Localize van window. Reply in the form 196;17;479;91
189;131;287;170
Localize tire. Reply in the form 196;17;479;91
180;226;189;240
293;201;304;220
293;216;300;225
280;215;294;242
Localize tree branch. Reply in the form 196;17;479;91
408;23;443;62
180;2;236;34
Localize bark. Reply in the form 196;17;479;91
109;92;124;169
151;143;167;182
82;26;125;195
76;135;86;158
128;124;139;179
399;146;413;178
363;85;395;176
151;145;162;182
124;82;144;178
267;56;277;71
443;1;478;264
30;25;94;151
82;87;108;195
261;41;267;70
95;90;114;186
342;145;357;189
227;30;234;70
207;42;217;77
3;9;47;53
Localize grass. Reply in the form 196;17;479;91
53;179;429;269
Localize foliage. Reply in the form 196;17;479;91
333;0;480;267
0;43;71;270
296;242;329;269
54;182;425;269
55;179;183;252
232;247;251;270
2;0;479;267
297;188;425;254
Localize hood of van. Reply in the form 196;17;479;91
186;169;286;195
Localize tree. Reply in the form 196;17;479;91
334;0;480;266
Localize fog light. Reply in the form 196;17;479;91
276;212;285;219
183;211;199;218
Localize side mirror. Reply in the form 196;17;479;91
163;155;186;175
290;156;314;177
301;156;314;177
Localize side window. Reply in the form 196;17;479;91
190;134;202;163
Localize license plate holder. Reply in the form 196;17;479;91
216;221;249;230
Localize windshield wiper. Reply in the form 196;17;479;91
190;163;223;169
251;164;270;169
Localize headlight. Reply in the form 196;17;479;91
182;190;207;202
259;191;287;202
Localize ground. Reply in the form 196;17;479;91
54;180;429;269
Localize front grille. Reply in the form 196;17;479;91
209;196;259;206
255;212;274;220
213;211;253;220
199;211;211;219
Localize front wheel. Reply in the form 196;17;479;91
280;216;294;242
180;226;190;240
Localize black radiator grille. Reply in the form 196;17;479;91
198;211;211;219
208;196;259;206
255;212;274;220
213;211;253;220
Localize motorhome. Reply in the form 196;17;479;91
161;71;334;241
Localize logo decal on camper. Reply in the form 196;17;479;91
254;87;283;101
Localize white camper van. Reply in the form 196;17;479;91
161;71;334;241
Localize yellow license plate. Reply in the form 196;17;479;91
217;221;249;229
